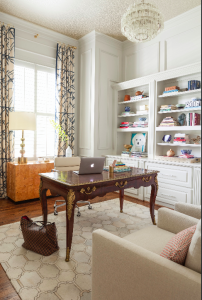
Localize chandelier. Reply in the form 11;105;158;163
121;0;164;43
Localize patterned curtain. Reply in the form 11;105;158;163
55;43;75;156
0;24;15;198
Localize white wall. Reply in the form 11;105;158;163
78;31;123;157
0;12;79;155
123;6;201;81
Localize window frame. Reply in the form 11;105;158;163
14;59;55;161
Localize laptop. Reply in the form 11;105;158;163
73;157;105;175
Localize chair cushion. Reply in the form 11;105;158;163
54;157;80;167
160;225;197;265
185;220;201;273
123;226;175;254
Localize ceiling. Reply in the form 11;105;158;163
0;0;201;41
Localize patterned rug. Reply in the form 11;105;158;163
0;199;157;300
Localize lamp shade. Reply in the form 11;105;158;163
9;112;36;131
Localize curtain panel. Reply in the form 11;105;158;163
0;24;15;198
55;43;75;157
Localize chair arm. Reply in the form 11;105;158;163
157;208;199;234
175;203;201;220
92;229;201;300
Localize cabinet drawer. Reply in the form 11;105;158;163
145;162;192;188
144;182;192;209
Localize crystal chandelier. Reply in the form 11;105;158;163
121;0;164;42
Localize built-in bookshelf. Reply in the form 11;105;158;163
155;71;201;158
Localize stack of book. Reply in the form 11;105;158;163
132;121;148;128
179;153;194;159
186;113;200;126
120;122;130;129
163;86;180;95
159;116;179;127
173;133;190;145
130;95;148;100
188;80;200;90
131;152;148;158
185;98;201;109
160;104;177;112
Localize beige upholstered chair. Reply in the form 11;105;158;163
92;203;201;300
53;157;92;216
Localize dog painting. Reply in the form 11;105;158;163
131;133;147;152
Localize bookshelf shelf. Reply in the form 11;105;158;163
157;143;201;147
158;107;201;114
118;98;149;104
118;112;149;117
156;126;201;131
117;128;148;132
158;89;201;98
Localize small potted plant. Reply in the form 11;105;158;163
50;120;72;156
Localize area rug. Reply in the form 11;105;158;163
0;199;157;300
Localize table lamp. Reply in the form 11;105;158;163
9;112;36;164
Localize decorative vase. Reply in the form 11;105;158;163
125;106;130;112
124;95;130;101
167;149;175;157
135;91;144;96
66;146;72;157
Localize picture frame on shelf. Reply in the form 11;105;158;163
131;132;147;152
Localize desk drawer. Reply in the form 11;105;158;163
144;162;192;188
144;182;192;209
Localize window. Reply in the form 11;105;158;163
14;60;55;160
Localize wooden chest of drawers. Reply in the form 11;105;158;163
7;161;54;202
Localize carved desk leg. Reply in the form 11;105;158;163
150;176;158;225
119;189;124;213
39;179;48;224
65;189;76;262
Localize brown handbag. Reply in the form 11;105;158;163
20;216;59;256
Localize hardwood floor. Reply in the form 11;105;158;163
0;193;162;299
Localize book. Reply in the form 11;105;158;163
163;89;179;94
188;80;201;90
165;86;180;91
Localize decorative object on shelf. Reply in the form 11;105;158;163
176;104;186;109
124;144;132;152
181;150;192;155
191;136;201;145
178;113;186;126
124;95;130;101
167;149;175;157
188;80;200;90
186;112;200;126
131;132;147;152
159;116;179;127
125;106;131;112
121;0;164;43
165;86;180;91
185;98;201;109
139;117;147;121
9;112;36;164
173;133;190;145
135;91;144;96
162;135;172;143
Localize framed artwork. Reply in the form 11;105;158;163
131;132;147;152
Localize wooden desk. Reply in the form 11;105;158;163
39;168;159;261
7;161;54;202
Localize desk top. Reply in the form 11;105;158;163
39;167;158;187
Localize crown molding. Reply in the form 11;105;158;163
0;11;78;47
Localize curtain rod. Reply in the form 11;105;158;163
58;42;77;50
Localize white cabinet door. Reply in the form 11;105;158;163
193;168;201;206
144;162;193;188
144;182;192;209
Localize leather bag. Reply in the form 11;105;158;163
20;216;59;256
